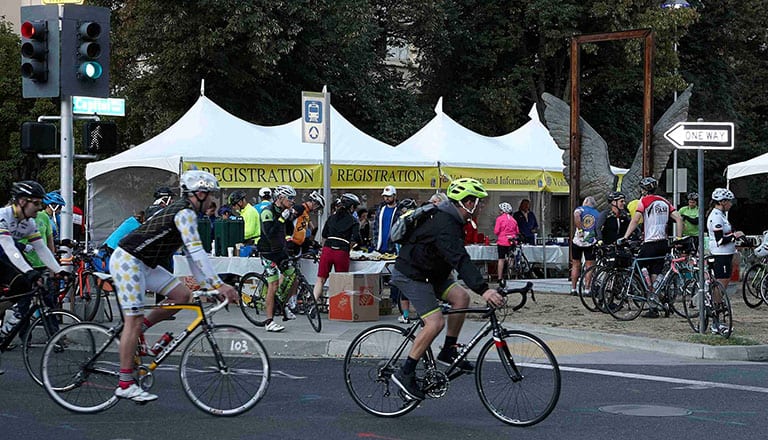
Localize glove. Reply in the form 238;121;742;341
281;209;292;220
616;238;626;246
24;269;42;284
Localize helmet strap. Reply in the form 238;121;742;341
459;198;478;216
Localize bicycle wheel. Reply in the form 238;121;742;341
712;282;733;338
22;309;81;386
180;324;270;416
661;274;683;318
41;322;120;414
344;324;423;417
682;278;704;332
604;271;644;321
578;265;601;312
238;272;267;327
69;271;101;321
519;253;534;278
297;281;321;332
742;264;765;308
475;329;561;426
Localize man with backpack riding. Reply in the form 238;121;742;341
389;178;503;401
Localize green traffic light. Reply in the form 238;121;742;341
78;61;103;80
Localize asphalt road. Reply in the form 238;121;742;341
1;348;767;440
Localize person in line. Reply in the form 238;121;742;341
707;188;744;335
0;182;69;371
357;208;371;249
373;185;399;254
679;192;701;242
513;199;538;245
596;191;629;246
570;196;600;295
255;187;272;214
620;177;683;318
144;186;175;220
228;190;260;245
257;185;297;331
390;178;503;400
108;171;238;402
288;190;325;255
312;193;361;301
394;198;418;324
494;202;520;284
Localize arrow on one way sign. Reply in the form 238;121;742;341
664;122;734;150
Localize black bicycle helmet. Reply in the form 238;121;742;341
607;191;625;202
397;198;418;212
687;192;698;201
153;186;174;199
639;176;658;193
227;190;247;205
11;180;46;200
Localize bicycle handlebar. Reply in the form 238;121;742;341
496;281;534;312
193;290;229;316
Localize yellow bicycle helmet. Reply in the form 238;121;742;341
447;178;488;201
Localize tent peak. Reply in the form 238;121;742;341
200;79;205;96
434;97;443;114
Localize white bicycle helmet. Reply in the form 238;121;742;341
308;190;325;208
180;170;219;194
756;231;768;258
340;193;361;208
498;202;513;213
711;188;735;201
258;187;272;198
273;185;297;199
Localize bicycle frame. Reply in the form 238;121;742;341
0;289;44;352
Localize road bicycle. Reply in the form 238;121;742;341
343;281;561;427
504;236;533;280
0;279;80;386
238;254;321;332
55;244;114;322
742;256;767;308
681;255;733;337
40;290;271;416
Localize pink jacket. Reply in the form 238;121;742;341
494;213;520;246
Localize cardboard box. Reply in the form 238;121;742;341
328;272;382;298
329;291;379;321
378;297;392;315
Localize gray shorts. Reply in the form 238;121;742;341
390;267;458;318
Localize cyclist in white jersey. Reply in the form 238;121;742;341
707;188;743;335
621;177;683;318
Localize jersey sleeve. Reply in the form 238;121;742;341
174;209;223;289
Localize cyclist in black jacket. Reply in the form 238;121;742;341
596;191;629;245
390;178;503;401
312;193;362;301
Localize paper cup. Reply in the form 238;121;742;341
227;247;234;257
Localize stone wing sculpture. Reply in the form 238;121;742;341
542;85;693;209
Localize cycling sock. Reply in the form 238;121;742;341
402;309;409;319
444;336;458;349
118;369;134;388
141;318;152;333
402;356;418;375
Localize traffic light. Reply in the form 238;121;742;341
83;121;118;154
61;5;111;98
20;5;60;98
21;122;57;154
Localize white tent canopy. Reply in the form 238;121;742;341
725;151;768;183
494;104;565;172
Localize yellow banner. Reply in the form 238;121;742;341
442;167;553;192
541;171;569;194
331;165;439;189
186;162;322;189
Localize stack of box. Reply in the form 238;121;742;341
327;272;382;321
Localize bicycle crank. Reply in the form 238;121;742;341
136;365;154;390
422;369;449;398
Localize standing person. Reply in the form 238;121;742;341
513;199;538;245
228;190;260;245
621;177;684;318
373;185;399;254
494;202;519;284
389;178;503;400
596;191;629;245
288;190;325;254
108;171;238;402
312;193;361;301
679;192;701;241
257;185;297;331
570;196;600;295
255;187;272;214
707;188;744;335
357;208;371;249
394;198;418;324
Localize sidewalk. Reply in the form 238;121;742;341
130;280;768;363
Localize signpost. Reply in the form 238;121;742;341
665;120;735;335
302;89;331;230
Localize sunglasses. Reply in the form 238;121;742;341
286;195;295;200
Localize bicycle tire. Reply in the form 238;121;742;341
179;324;270;416
682;278;705;332
22;309;81;386
238;272;267;327
577;265;601;312
744;263;766;308
519;253;534;278
604;271;644;321
712;282;733;338
71;271;103;321
297;280;321;332
475;329;561;426
41;322;119;414
661;273;685;318
344;324;424;417
101;292;114;322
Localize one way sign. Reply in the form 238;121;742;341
664;122;734;150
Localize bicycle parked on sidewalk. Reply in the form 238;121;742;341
0;280;80;385
40;289;271;416
504;236;534;280
238;254;321;332
681;255;734;337
343;281;561;427
55;243;114;322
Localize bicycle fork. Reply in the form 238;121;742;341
494;338;523;382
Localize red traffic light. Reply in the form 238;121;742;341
21;20;47;40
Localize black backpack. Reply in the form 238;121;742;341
389;203;437;244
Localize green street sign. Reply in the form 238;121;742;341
72;96;125;116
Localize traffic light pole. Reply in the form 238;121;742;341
60;95;74;242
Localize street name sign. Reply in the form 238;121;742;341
301;91;327;144
664;121;734;150
72;96;125;117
